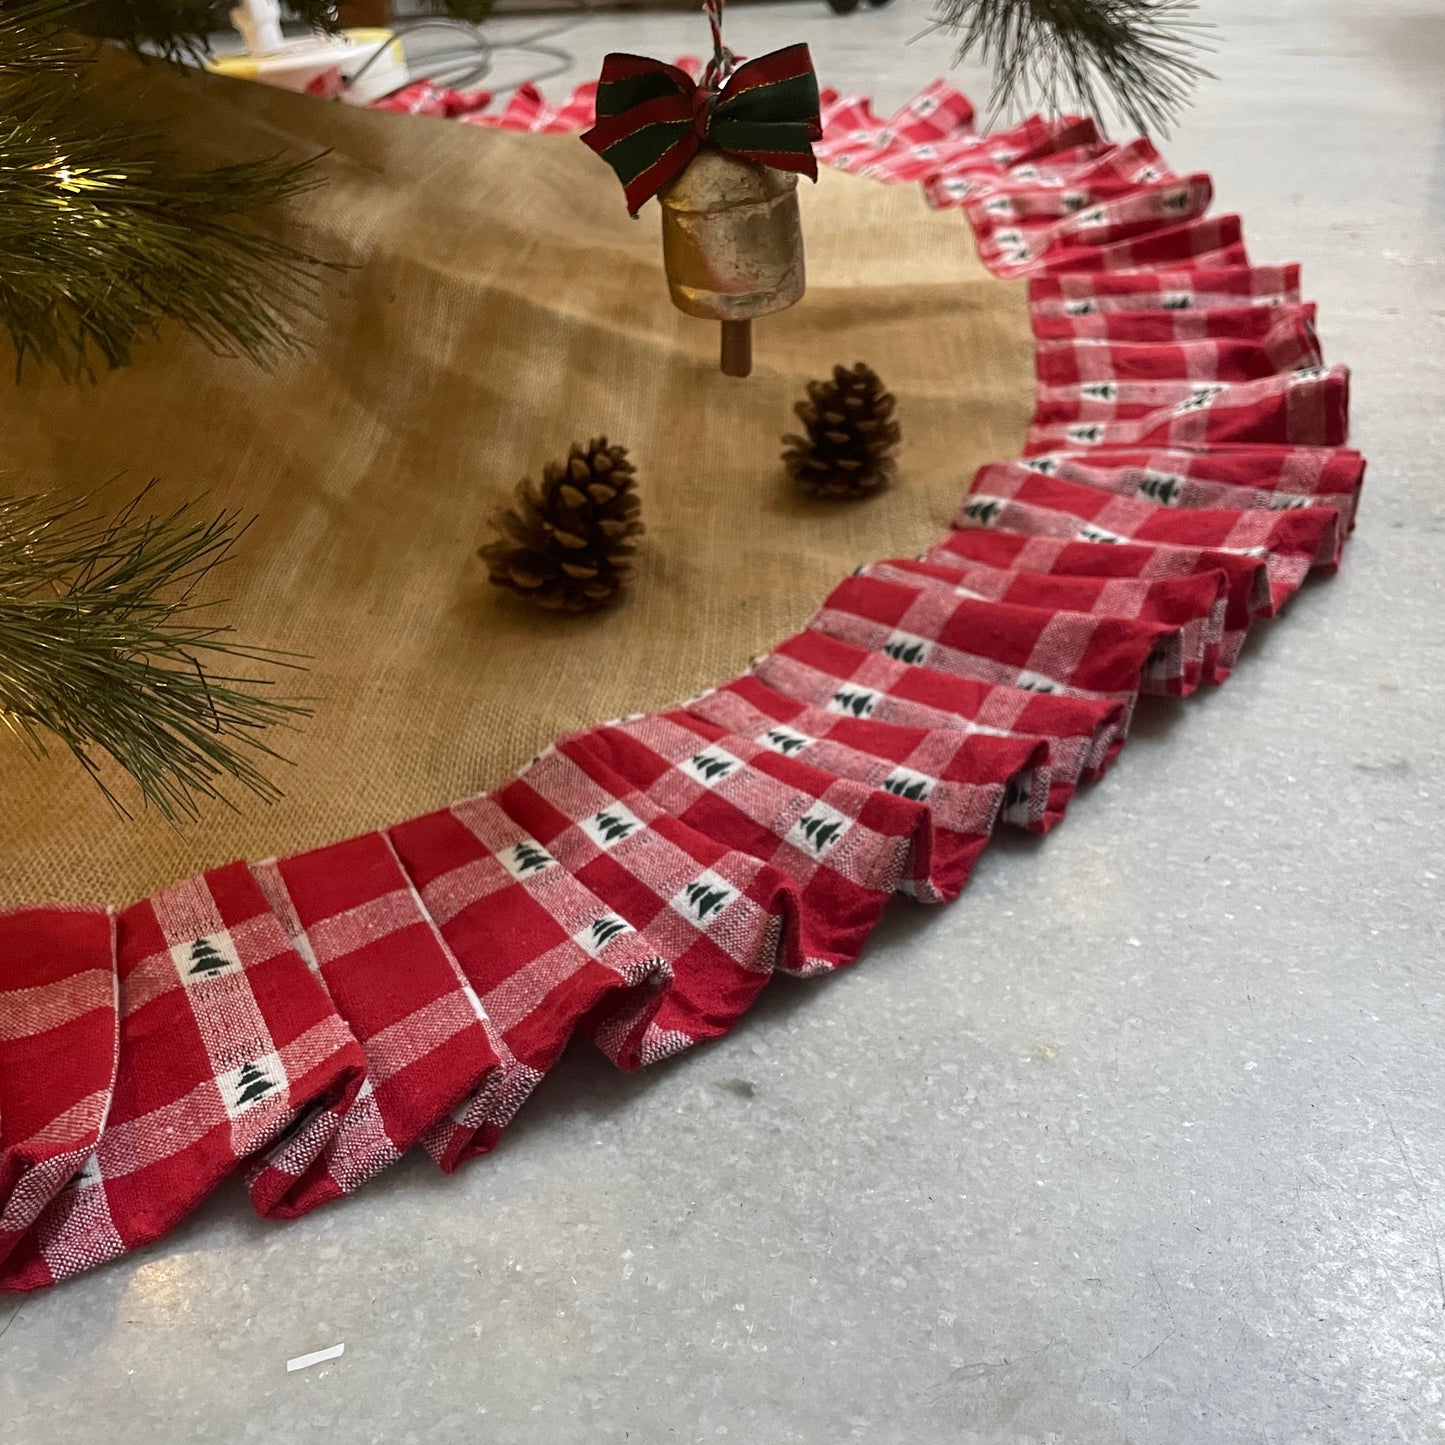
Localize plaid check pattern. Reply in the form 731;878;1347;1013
959;464;1343;602
372;79;495;118
966;162;1195;225
750;629;1125;812
925;134;1173;209
814;79;978;182
1011;450;1362;545
491;743;806;1055
246;833;506;1216
1015;215;1247;278
1031;301;1318;345
1;864;366;1291
3;74;1364;1289
561;712;925;912
923;529;1271;682
683;675;1054;836
971;176;1216;276
1033;316;1322;385
0;906;117;1272
810;572;1188;706
389;792;673;1132
1022;443;1364;492
1027;366;1350;452
1029;265;1303;315
859;559;1226;696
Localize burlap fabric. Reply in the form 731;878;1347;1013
0;53;1034;908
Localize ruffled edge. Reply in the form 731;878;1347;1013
0;74;1359;1289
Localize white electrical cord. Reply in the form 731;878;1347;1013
343;1;595;97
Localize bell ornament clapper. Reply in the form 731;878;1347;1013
659;149;807;378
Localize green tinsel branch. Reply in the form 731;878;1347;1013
0;484;308;820
933;0;1213;135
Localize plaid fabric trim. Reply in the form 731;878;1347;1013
960;463;1343;600
1010;214;1247;278
751;628;1121;804
1026;366;1350;452
924;528;1270;683
924;133;1171;210
1033;317;1321;385
466;77;603;134
560;711;928;911
1031;301;1318;344
388;793;671;1159
1;863;365;1291
1029;265;1303;314
492;744;806;1058
4;72;1365;1290
1013;449;1362;541
245;833;507;1217
684;675;1054;836
811;572;1185;710
913;118;1105;205
860;558;1226;696
971;175;1214;275
1022;444;1364;494
0;905;117;1271
827;110;1094;187
372;80;495;118
814;79;977;182
961;155;1185;221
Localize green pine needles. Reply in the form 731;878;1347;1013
0;108;327;378
0;1;329;378
934;0;1213;134
0;485;309;820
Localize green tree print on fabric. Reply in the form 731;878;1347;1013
588;916;629;949
187;937;231;978
233;1061;275;1108
690;754;735;782
883;638;928;665
593;812;636;844
832;689;875;718
797;814;844;854
684;882;731;922
883;775;931;801
510;841;554;875
764;729;808;756
963;496;1004;524
1138;474;1182;504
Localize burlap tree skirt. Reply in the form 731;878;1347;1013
0;54;1034;908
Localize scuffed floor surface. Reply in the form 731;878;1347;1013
3;0;1442;1440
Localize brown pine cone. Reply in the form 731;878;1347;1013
782;362;901;499
480;438;644;613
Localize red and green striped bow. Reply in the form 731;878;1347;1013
580;45;822;216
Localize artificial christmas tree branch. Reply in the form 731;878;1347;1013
0;1;331;378
0;484;308;820
932;0;1212;134
0;96;328;377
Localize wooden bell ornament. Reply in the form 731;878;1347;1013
659;151;806;378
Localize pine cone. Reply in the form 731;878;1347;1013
782;362;901;499
481;438;644;613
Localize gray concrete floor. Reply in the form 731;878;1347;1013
5;2;1444;1441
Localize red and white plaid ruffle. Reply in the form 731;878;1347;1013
0;72;1362;1289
